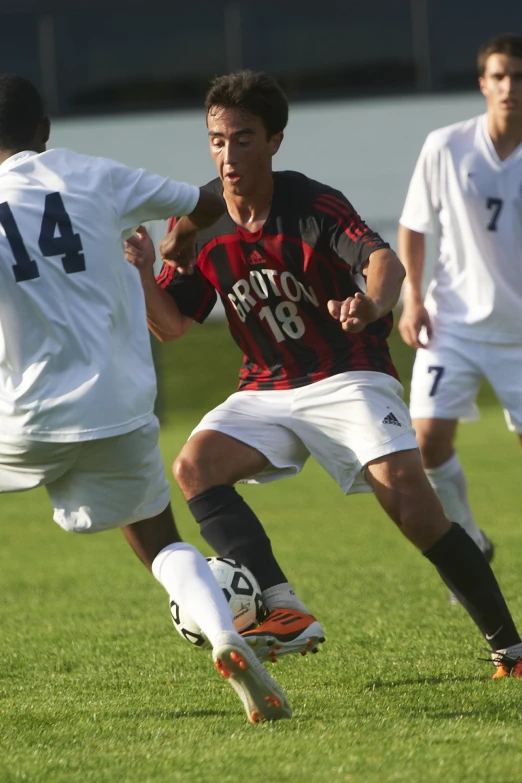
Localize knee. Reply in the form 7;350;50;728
173;443;227;498
172;448;200;494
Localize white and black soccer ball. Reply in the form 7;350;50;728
169;557;265;649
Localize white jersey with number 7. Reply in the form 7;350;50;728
399;114;522;343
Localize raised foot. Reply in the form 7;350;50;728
212;632;292;723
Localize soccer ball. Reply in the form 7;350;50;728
169;557;265;649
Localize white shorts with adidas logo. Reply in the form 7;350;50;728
190;371;418;494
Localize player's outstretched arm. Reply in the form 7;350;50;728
159;188;224;273
125;226;193;342
328;248;405;333
397;225;432;349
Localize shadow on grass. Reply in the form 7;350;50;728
410;704;513;721
123;709;226;720
365;674;484;689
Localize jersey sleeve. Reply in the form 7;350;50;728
106;159;200;232
156;263;217;323
312;187;389;274
399;135;439;234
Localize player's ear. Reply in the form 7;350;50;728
269;131;284;156
478;76;486;97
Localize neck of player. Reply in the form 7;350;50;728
0;147;27;165
487;113;522;160
224;174;274;233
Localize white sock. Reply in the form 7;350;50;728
152;542;237;648
262;583;312;614
425;453;485;549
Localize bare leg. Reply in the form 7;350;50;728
121;503;181;571
366;448;450;550
174;430;269;497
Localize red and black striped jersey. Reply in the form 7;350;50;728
157;171;399;391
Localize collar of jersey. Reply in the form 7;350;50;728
0;149;39;171
479;113;522;169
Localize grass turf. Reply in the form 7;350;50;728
1;323;521;782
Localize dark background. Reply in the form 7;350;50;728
2;0;521;116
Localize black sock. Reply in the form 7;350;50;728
188;484;287;590
424;522;520;650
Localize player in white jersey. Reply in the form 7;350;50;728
398;34;522;643
0;73;291;722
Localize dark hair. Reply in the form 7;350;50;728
477;34;522;76
0;73;45;149
205;70;288;138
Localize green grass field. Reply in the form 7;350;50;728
2;323;522;783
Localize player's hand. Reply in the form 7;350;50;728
124;226;156;274
327;292;380;333
398;302;432;349
159;227;197;275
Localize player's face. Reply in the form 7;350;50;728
207;107;283;197
479;54;522;121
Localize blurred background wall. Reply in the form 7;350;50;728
44;92;484;249
2;1;518;242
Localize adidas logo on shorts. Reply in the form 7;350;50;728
382;411;402;426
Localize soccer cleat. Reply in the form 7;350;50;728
449;529;494;605
491;644;522;679
241;609;325;663
212;631;292;723
492;658;522;679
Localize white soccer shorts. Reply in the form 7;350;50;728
409;331;522;433
190;371;418;494
0;417;171;533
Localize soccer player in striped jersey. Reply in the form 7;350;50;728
127;70;522;677
0;73;292;722
398;34;522;675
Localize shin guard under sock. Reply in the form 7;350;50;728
188;484;287;591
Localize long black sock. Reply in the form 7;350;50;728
188;484;287;590
424;522;520;650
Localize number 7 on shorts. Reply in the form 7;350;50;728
428;365;445;396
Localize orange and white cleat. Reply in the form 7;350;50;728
212;631;292;723
492;655;522;679
491;642;522;679
492;659;522;679
241;609;325;663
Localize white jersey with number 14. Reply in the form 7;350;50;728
0;148;199;441
399;114;522;343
